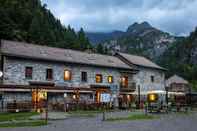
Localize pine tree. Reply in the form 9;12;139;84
96;43;104;54
77;28;91;50
0;0;92;51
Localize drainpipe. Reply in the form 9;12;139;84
138;85;140;109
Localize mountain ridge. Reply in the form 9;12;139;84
86;21;180;61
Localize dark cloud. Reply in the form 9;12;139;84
42;0;197;36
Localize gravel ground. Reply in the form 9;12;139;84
0;111;197;131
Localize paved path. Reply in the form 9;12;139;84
30;112;69;120
1;111;197;131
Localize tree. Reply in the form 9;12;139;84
77;28;91;50
0;9;16;39
96;43;104;54
0;0;92;51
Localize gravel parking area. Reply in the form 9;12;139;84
0;111;197;131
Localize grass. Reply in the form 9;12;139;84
106;114;156;121
0;112;39;122
174;111;192;116
0;120;47;128
68;110;109;117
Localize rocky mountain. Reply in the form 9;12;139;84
87;22;181;60
158;27;197;90
86;30;124;45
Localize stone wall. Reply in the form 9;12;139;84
133;67;165;93
3;57;133;107
3;57;165;93
3;57;122;89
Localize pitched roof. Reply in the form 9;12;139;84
166;75;189;86
117;52;166;70
0;40;131;70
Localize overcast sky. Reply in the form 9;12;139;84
41;0;197;36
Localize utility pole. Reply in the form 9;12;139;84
165;87;169;113
45;99;48;123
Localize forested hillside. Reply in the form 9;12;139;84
0;0;92;50
158;28;197;90
87;22;179;60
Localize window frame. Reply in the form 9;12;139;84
120;76;128;88
0;94;2;100
46;68;53;80
95;74;102;83
108;75;113;83
81;71;87;82
25;66;33;79
64;69;72;81
151;75;155;83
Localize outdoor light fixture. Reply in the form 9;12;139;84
38;90;47;100
64;93;67;98
127;94;130;100
0;71;3;78
73;94;76;99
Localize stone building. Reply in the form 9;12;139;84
115;53;166;102
0;40;166;110
166;75;189;93
0;40;137;110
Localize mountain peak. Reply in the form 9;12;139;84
127;21;153;33
141;21;152;28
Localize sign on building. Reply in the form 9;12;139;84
100;93;111;103
110;85;118;94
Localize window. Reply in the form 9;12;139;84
25;67;33;79
46;68;53;80
0;94;2;100
81;72;87;82
108;76;113;83
96;74;102;83
120;76;128;87
151;75;154;83
64;70;71;81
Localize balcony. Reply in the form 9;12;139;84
120;82;136;92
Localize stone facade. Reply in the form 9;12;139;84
3;57;123;88
2;56;136;107
0;40;167;110
1;55;165;108
133;66;165;96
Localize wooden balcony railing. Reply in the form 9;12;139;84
120;82;136;92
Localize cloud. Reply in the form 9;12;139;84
42;0;197;36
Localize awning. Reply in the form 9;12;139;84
130;90;185;96
168;92;185;96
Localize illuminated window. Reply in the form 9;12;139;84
46;68;53;80
148;93;158;102
121;76;128;87
64;70;71;81
108;76;113;83
96;74;102;83
25;67;33;79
